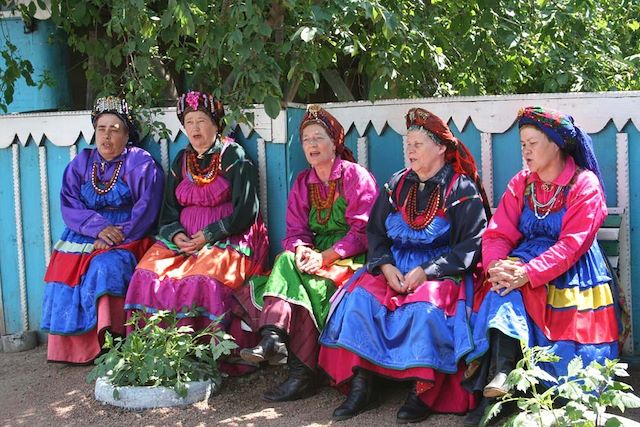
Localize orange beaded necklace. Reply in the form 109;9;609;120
186;149;221;186
309;180;338;225
401;182;441;230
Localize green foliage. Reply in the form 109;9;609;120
2;0;639;126
482;345;640;427
86;309;237;399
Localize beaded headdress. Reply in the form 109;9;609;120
300;104;355;162
91;96;139;143
176;91;225;131
517;106;604;193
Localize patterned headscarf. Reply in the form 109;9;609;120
177;91;225;131
300;104;356;163
518;106;604;192
406;107;491;217
91;96;139;144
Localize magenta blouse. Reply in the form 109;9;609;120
282;157;378;258
483;156;608;288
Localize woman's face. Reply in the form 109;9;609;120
405;129;446;179
301;123;336;169
184;110;218;154
520;125;562;177
95;113;129;161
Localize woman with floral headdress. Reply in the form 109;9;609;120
234;104;378;401
41;96;164;364
462;106;622;426
318;108;491;422
124;91;269;372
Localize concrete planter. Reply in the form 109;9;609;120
95;376;221;409
1;331;38;353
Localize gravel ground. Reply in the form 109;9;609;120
2;345;640;427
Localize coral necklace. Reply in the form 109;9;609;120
186;149;221;186
310;180;338;225
91;160;123;195
402;182;441;230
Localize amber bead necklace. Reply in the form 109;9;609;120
310;180;338;225
402;182;441;230
91;160;123;195
186;149;221;186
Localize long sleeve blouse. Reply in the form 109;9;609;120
483;156;608;288
282;157;378;258
60;146;164;241
157;139;260;244
366;163;487;278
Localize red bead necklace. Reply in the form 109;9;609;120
310;180;338;225
91;160;123;195
186;150;221;186
402;182;441;230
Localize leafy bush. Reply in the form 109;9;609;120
87;309;237;398
483;345;640;427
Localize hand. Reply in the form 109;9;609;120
189;231;207;253
488;259;529;296
98;225;124;246
93;239;109;250
403;267;427;292
295;246;323;274
380;264;406;294
173;232;196;253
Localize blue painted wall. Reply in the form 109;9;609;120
0;18;71;113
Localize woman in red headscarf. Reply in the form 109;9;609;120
318;108;491;422
235;104;378;401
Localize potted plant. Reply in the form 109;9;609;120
482;345;640;427
88;309;238;409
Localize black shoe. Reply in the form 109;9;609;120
333;369;378;421
262;353;316;402
239;326;288;365
396;387;431;424
464;397;514;427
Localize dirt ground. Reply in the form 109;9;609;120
2;345;640;427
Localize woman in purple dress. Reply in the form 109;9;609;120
41;96;164;363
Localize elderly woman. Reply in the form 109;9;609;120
318;108;491;422
462;106;621;426
41;96;164;364
124;91;268;366
235;105;378;401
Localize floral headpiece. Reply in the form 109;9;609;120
177;91;225;131
517;106;577;149
299;104;355;162
91;96;139;143
517;106;604;193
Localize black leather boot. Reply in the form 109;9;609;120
262;353;316;402
463;397;493;427
464;396;516;427
396;385;431;424
483;330;519;398
239;326;288;365
333;369;378;421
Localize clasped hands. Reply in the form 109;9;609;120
172;231;207;255
94;225;124;250
295;245;339;274
380;264;426;294
487;259;529;296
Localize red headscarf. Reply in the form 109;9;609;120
300;104;356;163
405;107;491;217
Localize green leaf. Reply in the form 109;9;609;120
263;95;281;119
